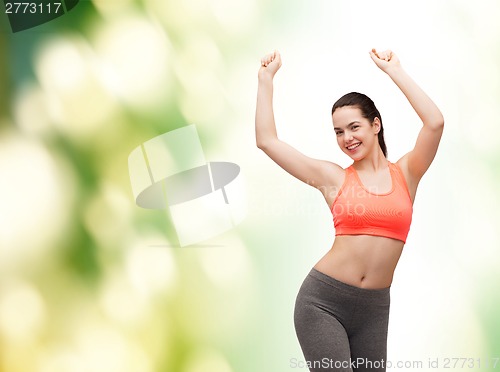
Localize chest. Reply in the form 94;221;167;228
354;168;393;194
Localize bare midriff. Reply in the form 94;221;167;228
313;235;404;289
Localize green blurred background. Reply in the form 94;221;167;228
1;0;499;371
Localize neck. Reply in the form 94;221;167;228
352;149;388;172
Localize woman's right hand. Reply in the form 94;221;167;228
258;50;282;80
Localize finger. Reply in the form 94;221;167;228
267;53;274;64
261;50;281;68
369;49;378;62
263;53;272;66
380;49;391;61
272;50;282;65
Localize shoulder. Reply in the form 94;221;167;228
320;160;348;186
394;155;410;180
314;160;349;205
394;154;419;200
310;159;348;189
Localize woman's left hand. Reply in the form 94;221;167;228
369;48;401;73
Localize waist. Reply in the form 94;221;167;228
313;235;404;289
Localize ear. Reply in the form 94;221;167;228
372;117;381;135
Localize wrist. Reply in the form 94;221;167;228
384;64;404;77
258;71;274;83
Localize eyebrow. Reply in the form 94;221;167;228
333;121;361;130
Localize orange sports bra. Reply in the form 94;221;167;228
330;161;413;243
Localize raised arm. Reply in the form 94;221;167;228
255;51;342;195
370;49;444;186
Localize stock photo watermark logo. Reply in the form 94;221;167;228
3;0;81;32
290;356;500;370
128;125;247;247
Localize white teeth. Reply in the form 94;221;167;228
347;143;361;150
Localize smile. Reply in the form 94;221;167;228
346;142;361;150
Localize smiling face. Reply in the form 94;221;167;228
332;106;381;160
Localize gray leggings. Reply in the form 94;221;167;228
294;268;390;372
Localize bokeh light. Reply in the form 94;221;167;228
125;239;177;298
34;35;118;139
92;15;172;110
182;347;233;372
0;281;46;342
0;134;74;272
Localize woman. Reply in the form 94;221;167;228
255;49;444;372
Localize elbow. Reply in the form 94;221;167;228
256;136;263;149
426;115;444;131
256;137;277;151
434;119;445;131
436;114;445;128
256;139;269;151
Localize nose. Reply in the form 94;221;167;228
345;131;354;142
